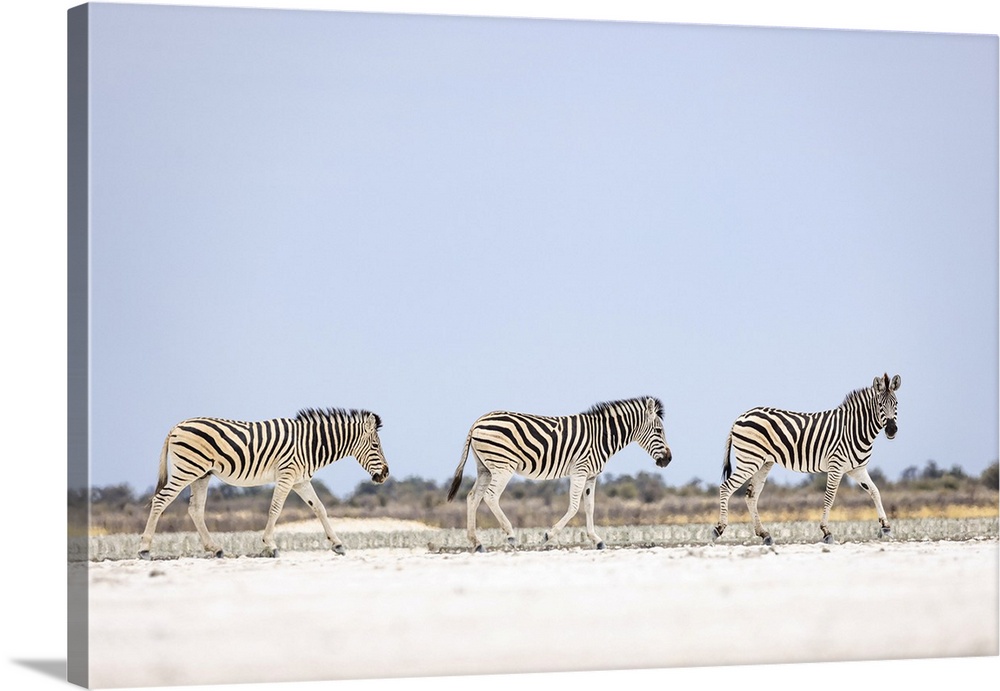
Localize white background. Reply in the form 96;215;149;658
1;2;997;691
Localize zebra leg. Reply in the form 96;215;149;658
847;466;892;539
466;461;492;552
260;474;296;558
293;480;346;555
582;476;604;549
544;474;587;547
744;461;776;546
819;467;846;544
187;474;223;557
138;473;197;559
713;461;759;542
481;466;517;549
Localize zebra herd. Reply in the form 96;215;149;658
138;373;901;559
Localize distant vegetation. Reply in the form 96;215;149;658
78;460;998;536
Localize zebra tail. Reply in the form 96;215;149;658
154;431;172;496
722;432;733;483
446;429;473;502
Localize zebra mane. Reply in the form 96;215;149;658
295;407;383;430
585;397;664;420
839;387;873;408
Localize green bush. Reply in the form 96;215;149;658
982;461;999;490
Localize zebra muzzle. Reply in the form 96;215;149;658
656;449;672;467
885;420;897;439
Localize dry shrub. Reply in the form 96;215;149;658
85;471;999;536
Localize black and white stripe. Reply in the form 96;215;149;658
712;374;901;545
446;397;672;551
139;408;389;558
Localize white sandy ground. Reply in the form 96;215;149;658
273;517;433;533
82;538;999;689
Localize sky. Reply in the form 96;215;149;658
81;1;998;498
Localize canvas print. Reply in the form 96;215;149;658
68;2;999;689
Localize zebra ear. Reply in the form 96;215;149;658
364;414;377;433
890;374;901;391
645;397;659;418
873;376;886;393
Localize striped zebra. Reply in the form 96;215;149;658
446;397;672;552
138;408;390;559
712;374;901;546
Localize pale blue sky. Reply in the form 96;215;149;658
86;2;998;495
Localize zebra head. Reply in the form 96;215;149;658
356;412;390;483
637;397;672;467
873;373;902;439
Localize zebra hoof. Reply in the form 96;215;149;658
711;526;724;541
879;527;892;539
474;544;485;554
213;549;224;559
331;544;346;555
822;534;837;545
506;536;516;548
138;550;151;561
262;547;279;558
596;541;606;550
761;535;773;546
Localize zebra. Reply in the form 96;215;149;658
138;408;390;559
446;396;672;552
712;374;901;546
